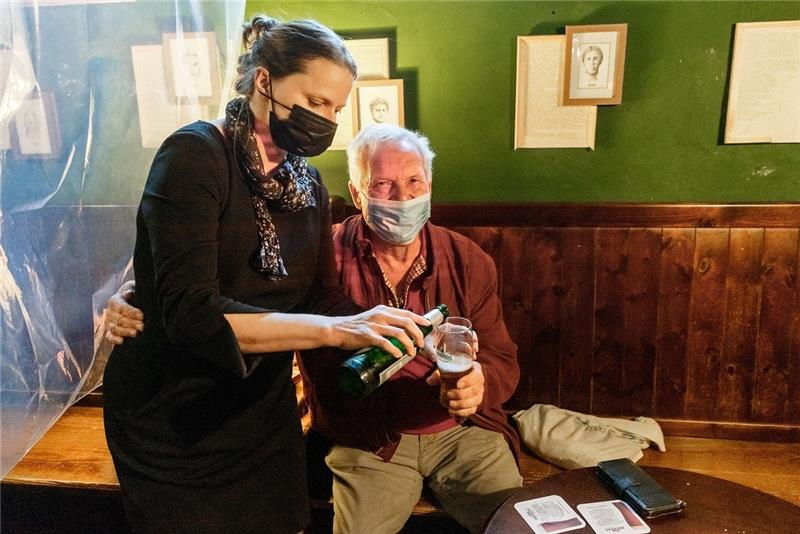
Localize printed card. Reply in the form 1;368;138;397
577;500;650;533
514;495;586;534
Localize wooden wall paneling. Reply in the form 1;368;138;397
685;229;730;420
718;229;765;421
791;243;800;422
556;228;595;413
591;228;630;415
618;228;662;415
753;230;800;422
431;204;800;229
654;228;695;418
499;228;537;407
450;226;505;296
525;229;562;406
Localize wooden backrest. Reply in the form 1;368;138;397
332;199;800;441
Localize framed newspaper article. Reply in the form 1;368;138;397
725;20;800;144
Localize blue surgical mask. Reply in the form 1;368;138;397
362;193;431;245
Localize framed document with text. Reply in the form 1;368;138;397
725;20;800;144
344;38;390;79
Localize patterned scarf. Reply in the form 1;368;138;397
224;97;316;280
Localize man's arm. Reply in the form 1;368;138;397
105;281;144;345
437;246;519;419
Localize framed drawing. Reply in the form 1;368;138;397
132;44;208;148
0;50;11;103
344;38;390;79
13;92;61;158
0;119;10;151
162;31;220;105
329;92;358;151
562;23;627;106
355;79;404;130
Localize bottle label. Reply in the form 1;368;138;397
378;353;413;384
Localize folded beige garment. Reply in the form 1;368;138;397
512;404;666;469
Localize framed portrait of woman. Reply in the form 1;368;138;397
354;79;405;130
562;24;627;106
12;92;61;159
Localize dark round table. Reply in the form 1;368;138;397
482;466;800;533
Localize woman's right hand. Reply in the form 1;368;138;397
105;280;145;345
326;305;429;358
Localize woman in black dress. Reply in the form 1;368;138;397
103;15;427;533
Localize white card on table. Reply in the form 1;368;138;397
577;500;650;533
514;494;586;534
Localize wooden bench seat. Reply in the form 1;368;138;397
3;405;799;532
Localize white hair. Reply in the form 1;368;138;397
347;124;436;194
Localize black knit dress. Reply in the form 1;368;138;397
103;121;353;533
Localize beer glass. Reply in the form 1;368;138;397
434;317;474;407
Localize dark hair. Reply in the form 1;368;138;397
235;15;357;95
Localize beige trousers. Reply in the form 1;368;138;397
325;425;523;534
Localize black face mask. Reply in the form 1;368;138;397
257;83;338;157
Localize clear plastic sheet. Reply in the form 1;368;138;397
0;0;245;478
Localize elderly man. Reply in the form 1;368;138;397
105;124;522;534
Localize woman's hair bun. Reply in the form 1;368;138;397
242;15;280;49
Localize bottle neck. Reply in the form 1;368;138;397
421;307;447;336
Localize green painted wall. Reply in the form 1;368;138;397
249;1;799;203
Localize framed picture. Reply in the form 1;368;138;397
562;23;627;106
162;31;220;105
355;79;404;130
328;91;358;151
343;38;390;79
0;120;10;151
0;50;11;104
724;20;800;144
514;36;596;149
12;92;61;158
132;44;208;148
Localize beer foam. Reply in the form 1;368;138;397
436;351;472;373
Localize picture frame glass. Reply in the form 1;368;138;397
0;120;10;151
329;92;356;150
562;23;627;106
161;32;220;105
343;38;390;80
357;83;402;128
169;37;214;98
16;97;53;155
569;31;618;99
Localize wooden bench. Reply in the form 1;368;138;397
3;405;799;533
4;202;800;532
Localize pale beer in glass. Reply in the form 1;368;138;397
434;317;474;406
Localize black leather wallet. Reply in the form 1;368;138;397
596;458;686;518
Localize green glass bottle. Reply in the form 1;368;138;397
338;304;450;398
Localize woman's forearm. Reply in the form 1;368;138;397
224;312;336;354
225;306;427;358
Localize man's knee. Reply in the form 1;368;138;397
327;444;423;534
